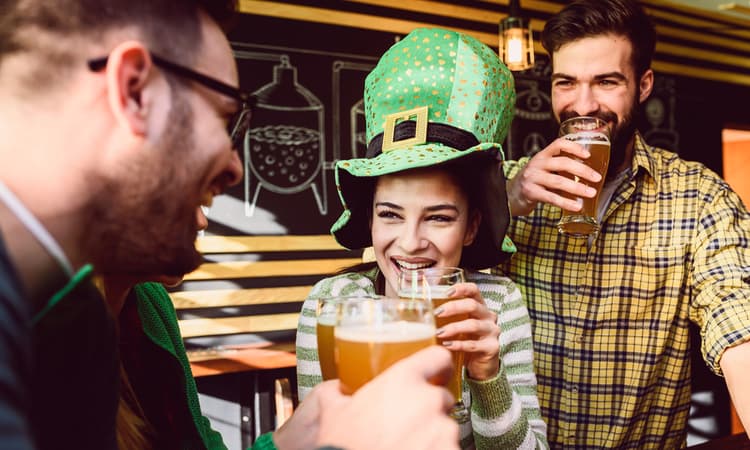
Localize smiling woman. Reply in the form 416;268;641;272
370;167;479;297
295;27;548;450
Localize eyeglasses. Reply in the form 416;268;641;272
87;52;256;147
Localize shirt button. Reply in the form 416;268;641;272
571;386;579;394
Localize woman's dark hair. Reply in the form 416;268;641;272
541;0;656;78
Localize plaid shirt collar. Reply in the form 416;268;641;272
630;130;657;181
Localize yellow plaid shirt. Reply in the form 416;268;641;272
497;132;750;449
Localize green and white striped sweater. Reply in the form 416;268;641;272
296;267;548;450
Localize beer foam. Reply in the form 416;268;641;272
563;131;609;144
398;284;453;299
335;321;435;342
317;315;336;326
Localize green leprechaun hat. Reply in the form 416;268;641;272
331;27;517;269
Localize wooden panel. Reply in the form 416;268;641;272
721;3;750;17
653;61;750;87
238;0;750;87
656;41;750;71
188;342;297;376
347;0;509;25
655;22;750;54
345;0;750;53
196;234;345;254
187;341;296;362
237;0;510;50
183;258;360;281
179;313;300;338
171;286;312;309
643;0;750;40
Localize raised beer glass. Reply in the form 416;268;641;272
556;116;611;238
334;295;436;394
398;267;469;423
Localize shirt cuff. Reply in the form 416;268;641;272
465;363;514;418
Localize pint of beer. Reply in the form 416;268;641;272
334;296;435;394
316;295;379;381
398;267;469;423
400;285;467;401
557;116;611;237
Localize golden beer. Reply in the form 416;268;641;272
432;296;468;402
558;133;610;237
401;285;466;402
316;315;337;380
336;321;436;394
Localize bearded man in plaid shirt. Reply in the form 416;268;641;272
497;0;750;448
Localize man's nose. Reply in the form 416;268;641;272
572;85;600;116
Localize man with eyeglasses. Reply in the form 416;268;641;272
0;1;459;450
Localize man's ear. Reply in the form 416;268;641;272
104;42;156;136
638;68;654;104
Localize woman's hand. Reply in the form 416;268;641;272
434;282;500;381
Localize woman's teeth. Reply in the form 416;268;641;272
395;260;433;270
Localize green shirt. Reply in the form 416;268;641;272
130;282;279;450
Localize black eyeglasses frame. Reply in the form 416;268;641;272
87;52;256;142
88;53;254;103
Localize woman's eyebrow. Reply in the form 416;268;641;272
425;204;459;212
375;201;403;210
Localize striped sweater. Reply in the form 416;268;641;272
296;267;548;450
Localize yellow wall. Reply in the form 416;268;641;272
722;130;750;210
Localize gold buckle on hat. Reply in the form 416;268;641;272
381;106;428;153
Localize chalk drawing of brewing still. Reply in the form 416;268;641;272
331;61;373;161
243;56;327;216
350;99;366;158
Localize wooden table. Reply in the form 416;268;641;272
188;342;297;448
688;433;750;449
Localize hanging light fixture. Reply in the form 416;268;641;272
499;0;534;71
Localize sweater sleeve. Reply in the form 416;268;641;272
134;282;229;450
460;272;548;450
295;282;325;401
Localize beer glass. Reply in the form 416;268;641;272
335;295;436;394
398;267;469;423
316;297;346;381
557;116;611;237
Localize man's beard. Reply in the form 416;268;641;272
558;99;639;181
88;93;204;278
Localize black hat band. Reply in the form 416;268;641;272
366;121;480;158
